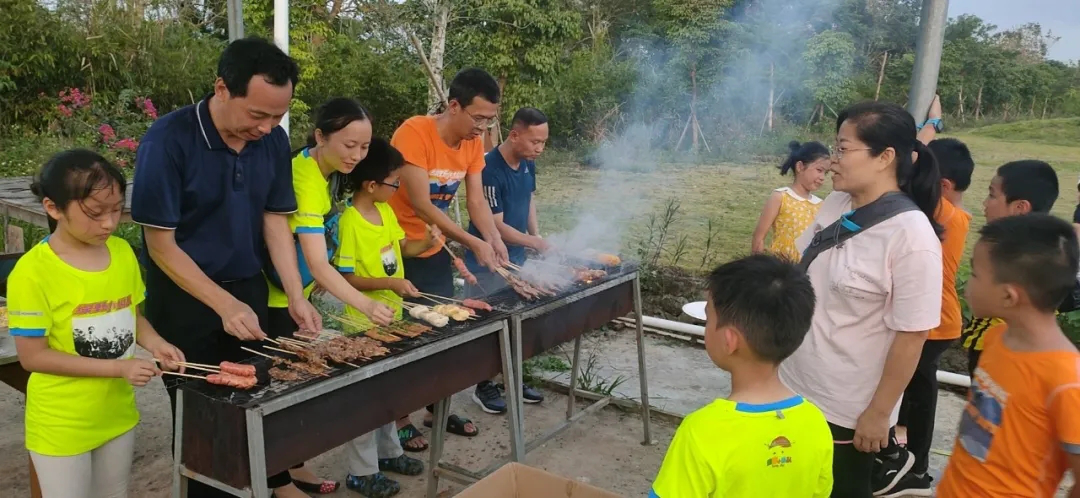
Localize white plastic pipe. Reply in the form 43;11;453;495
634;314;972;388
273;0;289;135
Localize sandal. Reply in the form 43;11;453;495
424;414;479;437
346;473;401;498
292;479;340;494
379;454;424;476
397;424;429;452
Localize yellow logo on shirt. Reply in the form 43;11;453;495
766;436;793;467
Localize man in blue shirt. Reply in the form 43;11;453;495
465;107;552;413
131;37;323;498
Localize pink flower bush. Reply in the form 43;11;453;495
98;124;116;143
136;97;159;120
57;104;73;117
112;138;139;152
59;88;91;109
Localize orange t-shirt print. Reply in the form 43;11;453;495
937;330;1080;498
388;115;486;259
930;198;971;341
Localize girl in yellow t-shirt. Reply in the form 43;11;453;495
751;141;830;262
9;149;185;498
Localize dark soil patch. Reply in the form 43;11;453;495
638;264;706;320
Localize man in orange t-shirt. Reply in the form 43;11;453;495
938;213;1080;498
387;68;509;448
885;138;975;495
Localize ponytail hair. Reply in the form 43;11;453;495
836;101;943;238
779;140;829;176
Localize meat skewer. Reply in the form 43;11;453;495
219;361;256;377
161;371;258;389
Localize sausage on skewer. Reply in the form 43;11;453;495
207;373;258;389
219;361;256;377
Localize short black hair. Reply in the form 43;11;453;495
218;37;300;97
929;138;974;192
511;107;548;128
978;213;1079;312
997;160;1059;213
707;254;815;364
31;149;127;233
345;138;404;191
447;68;500;108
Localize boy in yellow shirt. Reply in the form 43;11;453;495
650;254;833;498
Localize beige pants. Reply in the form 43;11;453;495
30;429;135;498
345;422;403;476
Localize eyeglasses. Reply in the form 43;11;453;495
462;108;496;128
377;180;400;189
829;145;873;160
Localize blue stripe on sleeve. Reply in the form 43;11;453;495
1063;442;1080;455
648;489;661;498
10;328;46;337
337;266;355;273
295;226;325;234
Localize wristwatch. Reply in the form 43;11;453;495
918;118;944;132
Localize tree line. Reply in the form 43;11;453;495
2;0;1078;154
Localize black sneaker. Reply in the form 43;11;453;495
497;383;545;404
871;450;915;496
472;381;507;414
877;472;932;498
345;473;400;498
521;384;544;404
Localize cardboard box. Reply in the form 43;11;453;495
456;462;623;498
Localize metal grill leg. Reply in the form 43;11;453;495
427;397;450;498
172;390;187;498
511;315;525;436
567;336;582;420
500;321;525;462
246;411;270;498
633;276;654;445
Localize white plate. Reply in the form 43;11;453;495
682;301;707;321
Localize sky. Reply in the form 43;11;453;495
948;0;1080;62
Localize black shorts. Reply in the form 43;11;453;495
404;250;454;300
143;262;269;366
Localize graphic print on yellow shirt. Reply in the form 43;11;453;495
769;187;822;262
268;148;332;308
8;236;144;456
334;202;406;331
649;396;834;498
961;317;1004;352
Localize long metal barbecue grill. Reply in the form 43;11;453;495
171;261;650;498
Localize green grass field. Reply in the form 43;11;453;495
529;122;1080;272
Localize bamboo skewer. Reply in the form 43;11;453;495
162;371;208;380
263;345;299;356
241;346;275;359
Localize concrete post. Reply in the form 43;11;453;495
274;0;290;136
227;0;244;41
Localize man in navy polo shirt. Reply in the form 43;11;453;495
132;37;321;498
465;107;552;414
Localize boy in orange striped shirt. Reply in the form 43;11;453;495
937;213;1080;498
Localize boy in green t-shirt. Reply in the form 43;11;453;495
650;255;833;498
334;138;437;495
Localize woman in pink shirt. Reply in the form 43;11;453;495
779;101;944;498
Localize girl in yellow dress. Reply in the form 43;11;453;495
751;141;830;261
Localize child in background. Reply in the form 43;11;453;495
751;141;829;261
333;138;435;495
962;160;1060;377
649;254;832;498
10;149;185;498
937;213;1080;498
884;138;975;496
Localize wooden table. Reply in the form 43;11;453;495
0;176;134;230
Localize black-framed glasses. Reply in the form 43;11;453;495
377;180;400;189
462;108;496;127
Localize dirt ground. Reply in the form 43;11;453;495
0;359;672;498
